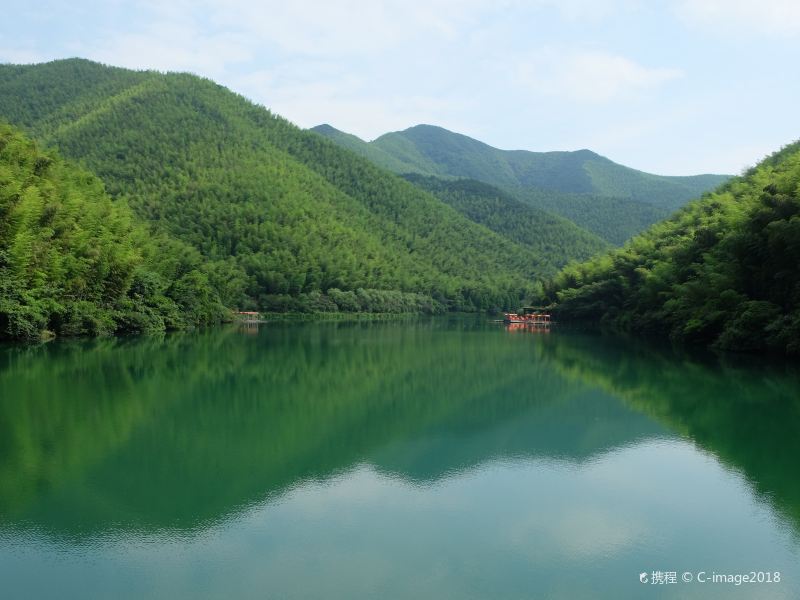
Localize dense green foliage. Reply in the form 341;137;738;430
515;187;671;246
313;123;729;243
0;59;572;313
544;142;800;354
402;173;608;263
0;123;225;340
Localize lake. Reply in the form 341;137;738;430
1;318;799;599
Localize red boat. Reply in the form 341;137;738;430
503;306;552;326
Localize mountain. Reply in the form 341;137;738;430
0;123;225;340
0;59;610;315
543;141;800;355
313;125;608;248
357;124;729;209
311;124;730;243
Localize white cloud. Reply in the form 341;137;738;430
693;141;781;175
535;0;642;22
79;19;254;77
201;0;490;57
78;0;468;77
232;66;473;139
0;33;48;64
675;0;800;36
0;48;47;64
510;49;683;103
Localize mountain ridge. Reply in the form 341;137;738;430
312;123;730;243
316;123;729;193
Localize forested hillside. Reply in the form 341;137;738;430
514;188;671;246
312;124;729;243
0;59;604;313
0;123;226;340
543;141;800;355
402;174;608;260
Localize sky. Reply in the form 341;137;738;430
2;0;799;175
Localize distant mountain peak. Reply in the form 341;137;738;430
310;123;339;134
403;123;451;133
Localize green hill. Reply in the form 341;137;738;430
543;141;800;355
0;58;609;314
401;174;608;259
311;124;730;243
0;123;225;340
515;187;672;246
310;124;419;174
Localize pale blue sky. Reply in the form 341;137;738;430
2;0;799;175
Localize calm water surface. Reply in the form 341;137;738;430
1;318;799;599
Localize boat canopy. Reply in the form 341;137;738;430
520;306;549;314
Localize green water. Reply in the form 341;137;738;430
1;318;799;599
